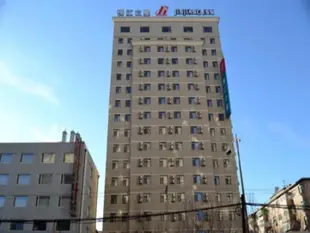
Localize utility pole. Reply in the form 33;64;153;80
235;135;248;233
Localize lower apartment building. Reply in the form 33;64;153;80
0;131;99;233
248;177;310;233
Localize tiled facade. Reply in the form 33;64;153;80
103;16;242;233
248;178;310;233
0;132;99;233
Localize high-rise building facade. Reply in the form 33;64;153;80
0;131;99;233
104;10;242;233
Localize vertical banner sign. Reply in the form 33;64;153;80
220;58;232;118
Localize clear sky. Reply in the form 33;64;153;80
1;0;310;230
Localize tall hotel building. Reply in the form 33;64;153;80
104;9;242;233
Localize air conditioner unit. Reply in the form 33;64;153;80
203;193;208;202
201;158;206;167
165;46;170;52
138;112;144;119
168;127;173;134
138;127;143;135
138;176;143;185
171;194;176;202
167;112;173;119
138;159;143;167
140;59;144;65
138;98;143;105
167;97;172;104
200;143;204;150
137;194;143;203
169;143;174;150
166;71;171;77
166;84;171;90
139;84;143;91
199;127;204;134
138;143;144;151
139;71;144;77
139;46;144;52
170;176;175;184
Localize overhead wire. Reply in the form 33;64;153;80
1;202;310;223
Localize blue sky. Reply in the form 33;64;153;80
1;0;310;229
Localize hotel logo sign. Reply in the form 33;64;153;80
155;6;169;16
116;6;215;17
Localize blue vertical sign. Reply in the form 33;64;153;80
220;58;232;118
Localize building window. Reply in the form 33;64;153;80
111;195;117;204
61;174;73;184
0;153;13;163
36;196;50;207
184;26;193;33
211;49;217;56
33;221;47;231
113;114;120;122
0;174;9;185
117;49;123;56
118;38;123;44
58;196;70;207
10;222;24;230
17;174;31;185
64;153;74;163
14;196;28;207
203;26;213;33
192;158;200;167
20;153;34;164
56;220;71;231
214;176;220;185
210;38;215;44
120;26;130;33
140;26;149;33
38;173;52;184
225;176;232;185
0;196;5;207
218;114;225;121
41;153;55;163
162;26;171;32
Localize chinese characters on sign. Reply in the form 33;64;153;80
117;9;151;17
174;9;215;16
220;58;232;118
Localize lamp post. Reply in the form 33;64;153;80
234;134;248;233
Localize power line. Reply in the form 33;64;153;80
0;203;240;223
1;202;309;224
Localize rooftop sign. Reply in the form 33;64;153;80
116;6;215;17
175;9;215;16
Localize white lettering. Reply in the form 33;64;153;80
135;10;142;16
117;9;125;17
126;9;133;16
143;9;150;17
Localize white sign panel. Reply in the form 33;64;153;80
117;9;151;17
